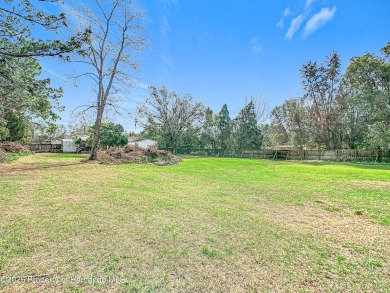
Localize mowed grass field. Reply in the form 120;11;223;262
0;154;389;292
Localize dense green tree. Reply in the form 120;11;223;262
268;98;308;148
0;0;88;143
99;123;128;148
233;100;262;149
200;107;219;148
84;123;128;149
341;45;390;150
218;104;231;149
4;112;32;142
0;55;62;142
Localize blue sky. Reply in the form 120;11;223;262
38;0;390;132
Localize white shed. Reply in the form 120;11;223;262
61;139;77;153
128;139;157;149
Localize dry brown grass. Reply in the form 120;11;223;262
263;203;390;248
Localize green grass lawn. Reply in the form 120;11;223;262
0;154;389;292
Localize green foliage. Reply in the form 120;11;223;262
0;55;62;142
86;123;128;149
364;121;390;150
202;247;219;258
218;104;231;149
268;98;307;148
0;0;88;59
99;123;128;148
4;112;32;143
341;47;390;150
137;85;205;152
4;152;29;163
0;0;88;143
200;107;219;148
233;100;262;149
299;52;343;149
268;44;390;150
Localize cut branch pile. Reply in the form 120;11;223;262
0;141;30;153
97;144;181;166
0;141;30;163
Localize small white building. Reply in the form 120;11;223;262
61;139;77;153
128;139;157;149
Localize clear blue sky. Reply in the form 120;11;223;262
39;0;390;132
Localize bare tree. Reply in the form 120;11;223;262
72;0;146;160
243;94;270;125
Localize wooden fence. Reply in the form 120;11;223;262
161;148;390;163
28;143;62;153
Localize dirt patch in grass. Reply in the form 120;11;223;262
263;203;390;249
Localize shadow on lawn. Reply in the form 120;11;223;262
0;161;86;174
297;160;390;171
344;163;390;171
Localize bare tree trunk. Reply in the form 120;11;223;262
89;108;103;160
71;0;145;160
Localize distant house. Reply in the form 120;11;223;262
128;138;157;149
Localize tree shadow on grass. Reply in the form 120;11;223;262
294;160;390;171
0;161;88;174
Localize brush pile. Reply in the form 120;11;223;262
0;141;30;163
97;144;181;166
1;141;30;153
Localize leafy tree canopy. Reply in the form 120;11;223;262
85;123;128;149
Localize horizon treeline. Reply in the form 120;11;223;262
137;43;389;151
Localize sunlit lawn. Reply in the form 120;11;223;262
0;153;389;292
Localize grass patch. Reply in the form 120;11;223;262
201;247;219;258
325;206;343;212
5;152;30;163
365;260;383;268
0;154;389;291
354;209;364;215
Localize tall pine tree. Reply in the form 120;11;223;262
234;101;262;149
218;104;231;149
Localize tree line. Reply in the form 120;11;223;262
266;46;389;150
138;45;390;152
137;86;264;152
